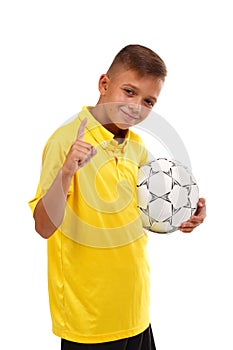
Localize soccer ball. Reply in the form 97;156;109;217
136;158;199;233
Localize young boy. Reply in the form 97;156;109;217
29;44;206;350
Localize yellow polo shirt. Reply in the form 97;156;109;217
29;106;150;343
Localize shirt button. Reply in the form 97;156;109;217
101;141;107;147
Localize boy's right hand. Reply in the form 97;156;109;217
62;118;97;177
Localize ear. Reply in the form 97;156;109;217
98;74;110;95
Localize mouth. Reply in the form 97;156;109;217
120;108;140;122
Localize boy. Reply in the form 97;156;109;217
29;44;206;349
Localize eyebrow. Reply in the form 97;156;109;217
122;83;157;103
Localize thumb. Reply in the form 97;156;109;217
76;118;87;140
198;197;206;207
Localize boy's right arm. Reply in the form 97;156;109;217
33;118;97;239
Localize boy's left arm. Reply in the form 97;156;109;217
179;198;206;233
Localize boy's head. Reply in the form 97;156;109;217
94;44;167;131
107;44;167;81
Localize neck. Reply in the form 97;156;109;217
89;105;128;142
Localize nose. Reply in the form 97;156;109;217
128;102;142;114
129;95;142;106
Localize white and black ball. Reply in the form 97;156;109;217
137;158;199;233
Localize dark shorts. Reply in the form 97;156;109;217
61;325;156;350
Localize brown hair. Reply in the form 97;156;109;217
107;44;167;81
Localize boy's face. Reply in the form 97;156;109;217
97;69;164;130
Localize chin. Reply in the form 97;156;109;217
114;121;133;130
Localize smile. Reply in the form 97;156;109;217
120;108;140;121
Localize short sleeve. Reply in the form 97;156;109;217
28;136;73;215
138;140;149;167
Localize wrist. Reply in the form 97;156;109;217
59;167;73;194
60;166;74;181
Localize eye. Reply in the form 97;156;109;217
124;88;135;96
144;99;154;107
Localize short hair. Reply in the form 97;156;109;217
107;44;167;81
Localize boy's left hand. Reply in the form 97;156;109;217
179;198;206;233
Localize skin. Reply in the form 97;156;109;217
33;118;97;238
92;70;163;130
33;67;206;238
92;69;206;233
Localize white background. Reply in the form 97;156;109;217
0;1;232;349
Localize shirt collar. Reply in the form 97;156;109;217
78;106;130;153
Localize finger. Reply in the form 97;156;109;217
179;227;194;233
91;146;97;157
73;140;93;152
179;218;199;230
71;142;97;163
180;222;196;230
72;142;97;161
78;152;94;168
188;215;204;224
77;118;88;140
191;200;206;219
198;197;206;207
77;149;96;168
190;217;202;225
196;198;206;213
